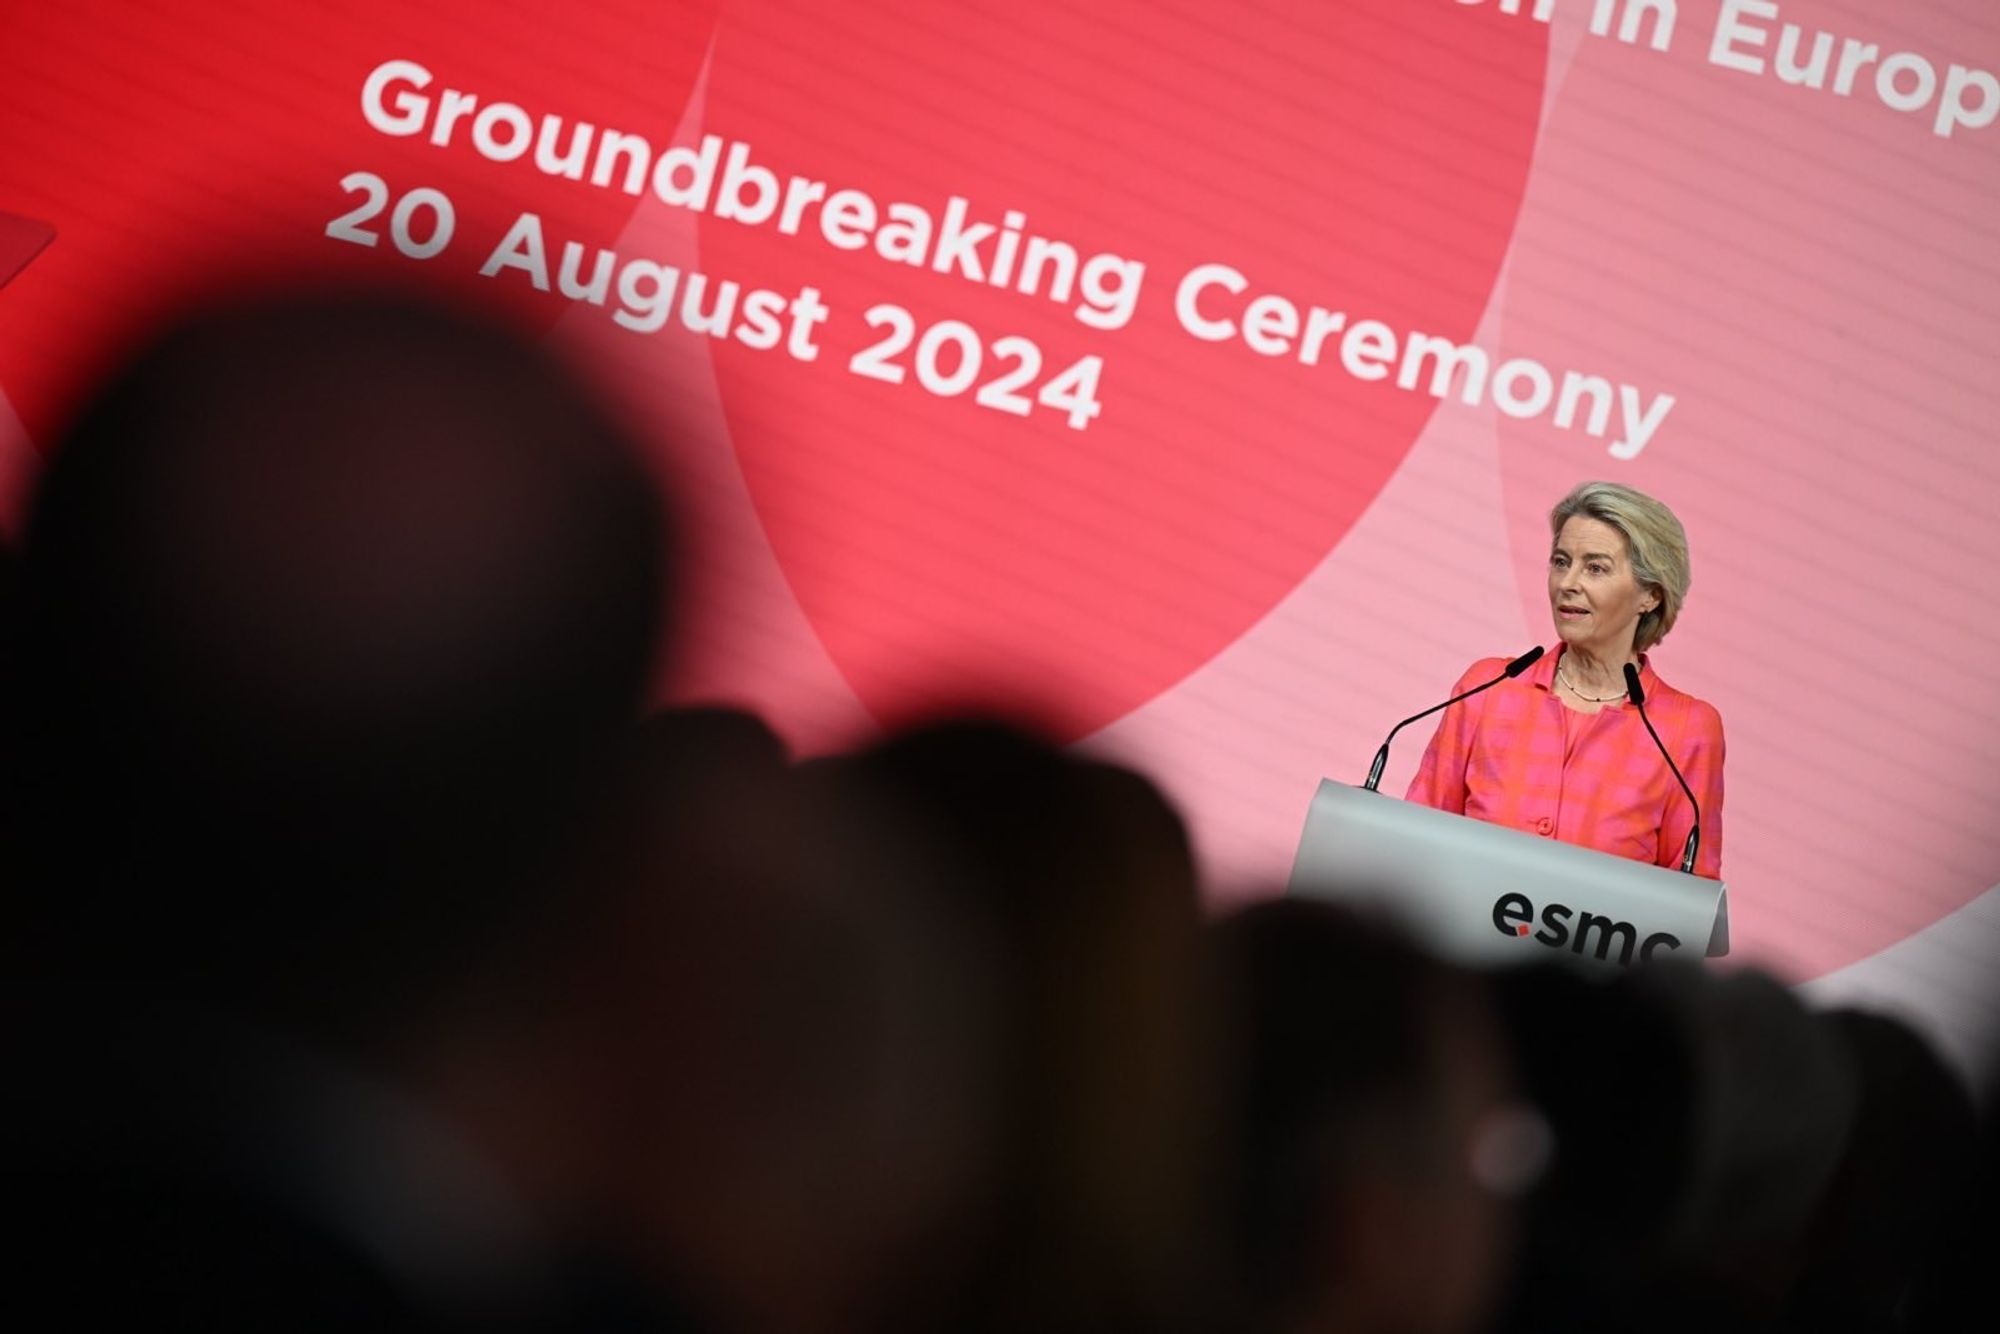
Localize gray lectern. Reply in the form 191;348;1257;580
1287;779;1728;969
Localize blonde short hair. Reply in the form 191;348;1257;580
1549;481;1690;654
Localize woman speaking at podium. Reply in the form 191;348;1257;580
1407;482;1724;878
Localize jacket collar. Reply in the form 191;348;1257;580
1527;643;1660;701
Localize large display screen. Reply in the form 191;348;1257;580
4;1;1996;1064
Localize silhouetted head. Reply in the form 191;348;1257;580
1785;1009;1979;1331
834;718;1218;1334
1482;962;1701;1334
10;290;669;1042
1499;961;1699;1250
1214;898;1529;1334
1634;966;1859;1274
579;708;1002;1334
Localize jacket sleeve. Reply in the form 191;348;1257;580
1404;662;1491;814
1659;698;1725;879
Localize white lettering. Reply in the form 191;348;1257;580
930;197;994;282
431;89;478;147
819;190;877;250
590;130;651;195
1494;358;1555;419
1298;307;1348;367
556;242;611;304
874;202;931;267
776;175;827;235
1592;0;1675;52
1242;294;1298;357
1340;320;1398;381
360;59;431;136
787;286;830;361
1075;254;1145;331
1174;263;1246;342
480;212;550;289
1611;387;1676;460
714;140;777;224
1774;27;1833;89
470;103;533;162
1397;332;1489;403
534;116;594;179
1832;39;1881;96
1876;52;1938;113
1554;373;1616;437
651;135;721;210
614;260;680;334
1709;0;1775;76
1938;65;2000;138
736;289;787;350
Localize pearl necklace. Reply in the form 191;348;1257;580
1556;664;1627;703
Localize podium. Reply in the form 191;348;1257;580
1287;779;1728;968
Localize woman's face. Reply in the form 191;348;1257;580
1547;516;1657;660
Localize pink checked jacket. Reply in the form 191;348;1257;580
1406;646;1725;879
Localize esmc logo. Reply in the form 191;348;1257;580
1491;892;1681;967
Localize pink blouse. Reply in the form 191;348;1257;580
1406;646;1725;879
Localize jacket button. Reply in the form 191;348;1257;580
1536;816;1554;835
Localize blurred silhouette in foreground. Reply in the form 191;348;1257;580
1214;899;1538;1334
1781;1009;1980;1333
588;706;1002;1334
3;291;675;1331
1485;962;1700;1334
827;721;1226;1334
